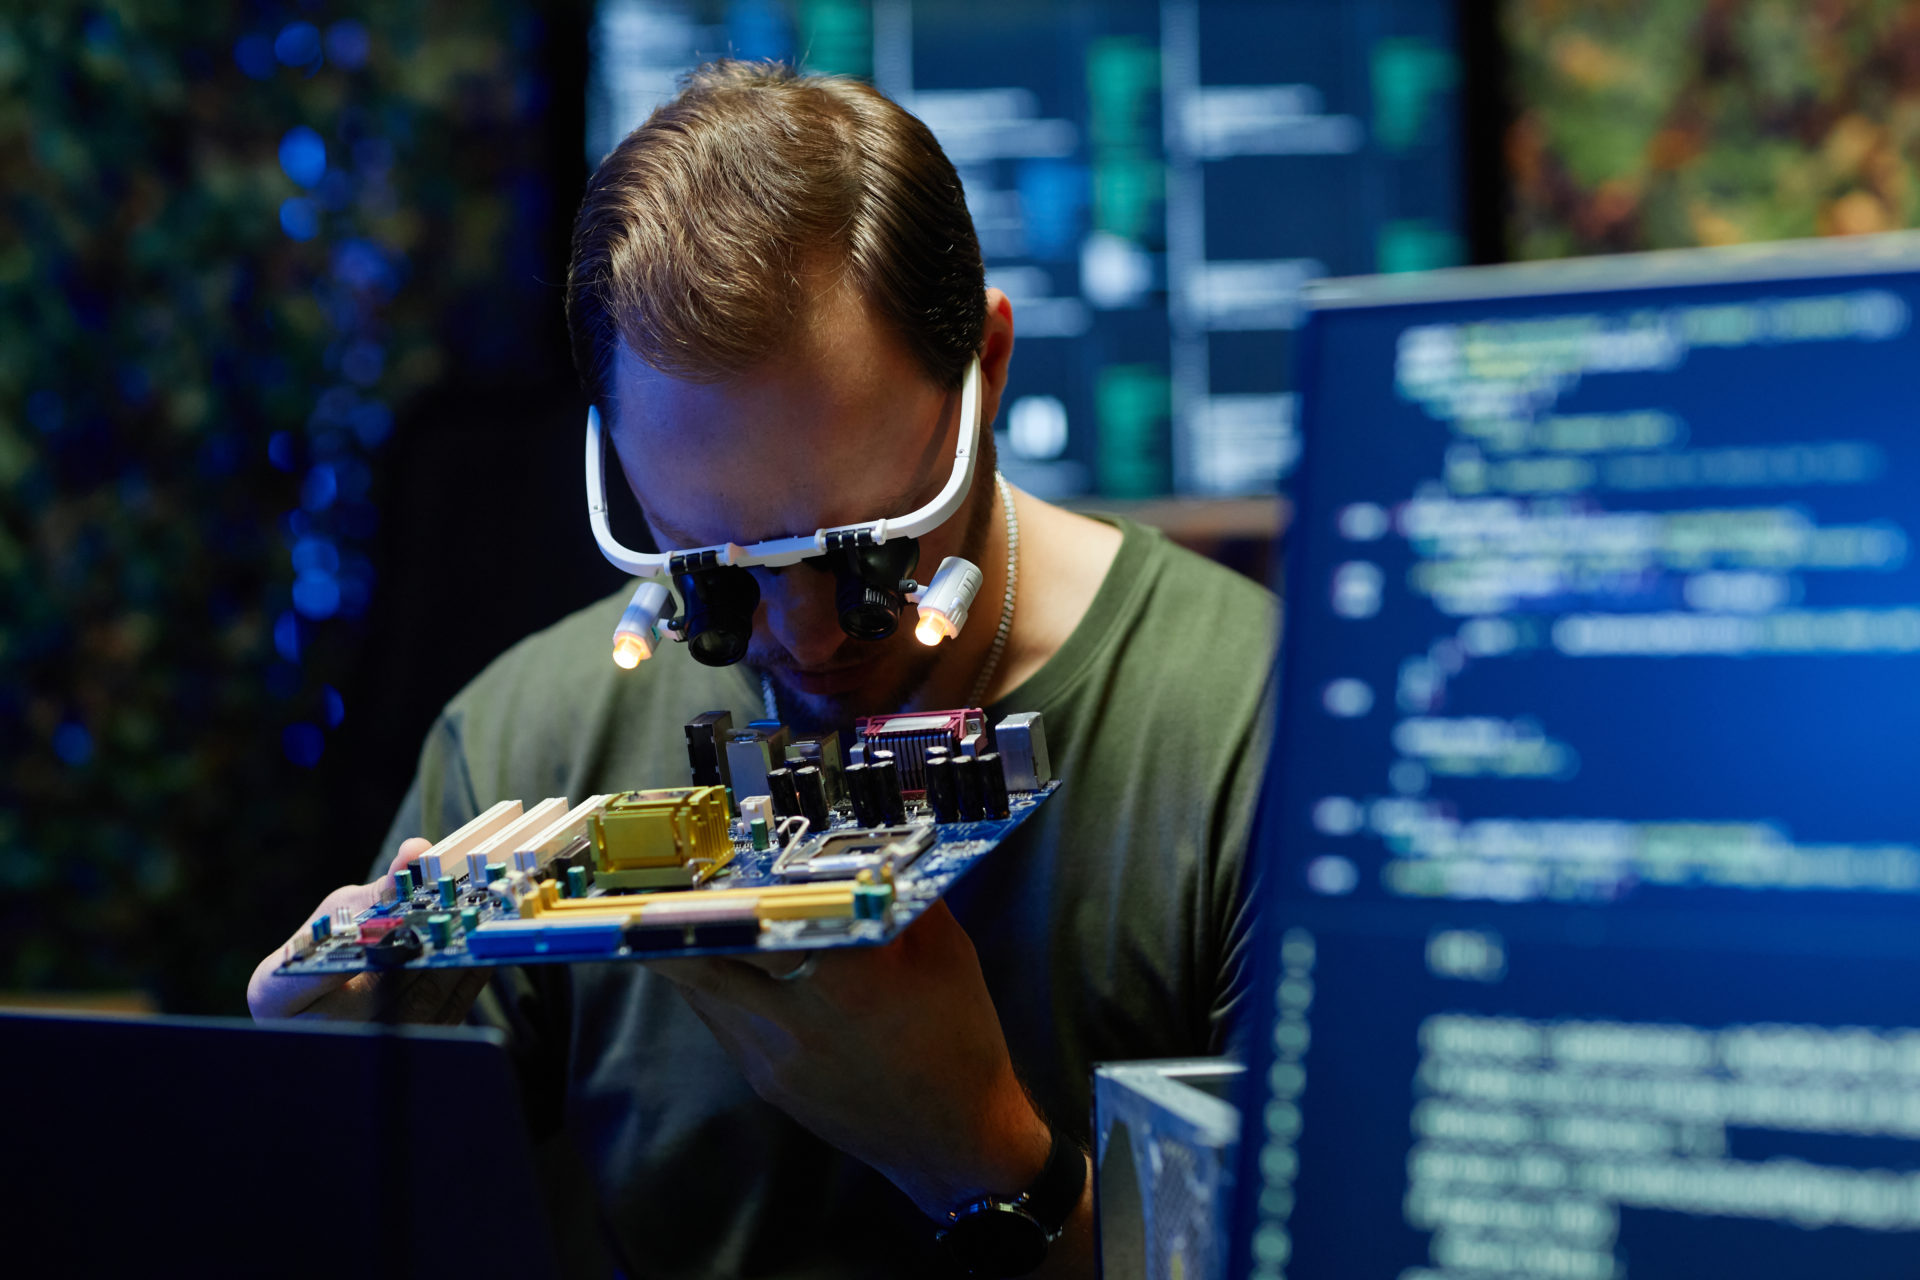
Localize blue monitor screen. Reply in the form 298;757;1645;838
586;0;1464;499
1235;237;1920;1280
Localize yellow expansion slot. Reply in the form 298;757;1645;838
522;882;855;924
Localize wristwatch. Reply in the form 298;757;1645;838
933;1128;1086;1277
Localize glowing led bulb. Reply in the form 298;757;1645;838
916;612;958;646
612;631;651;668
610;580;672;669
911;556;982;647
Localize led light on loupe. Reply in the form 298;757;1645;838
610;580;672;669
612;631;651;668
912;556;983;646
916;612;957;646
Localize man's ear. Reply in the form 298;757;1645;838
978;287;1016;430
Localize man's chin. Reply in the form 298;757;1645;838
754;654;937;732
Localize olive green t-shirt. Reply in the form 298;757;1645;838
381;517;1277;1277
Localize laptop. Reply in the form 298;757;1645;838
4;1011;561;1277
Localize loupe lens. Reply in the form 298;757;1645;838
687;626;751;665
676;566;760;666
832;539;919;641
837;579;905;640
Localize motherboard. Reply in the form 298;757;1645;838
276;706;1055;975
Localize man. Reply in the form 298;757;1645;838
251;61;1275;1277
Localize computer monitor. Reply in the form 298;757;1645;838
586;0;1467;499
1234;232;1920;1279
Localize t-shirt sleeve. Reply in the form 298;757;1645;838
368;709;481;880
1206;671;1277;1061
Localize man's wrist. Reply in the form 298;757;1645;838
898;1081;1053;1219
934;1126;1089;1277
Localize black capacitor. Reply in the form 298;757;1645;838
924;754;961;824
872;752;907;825
952;753;985;822
767;767;803;819
683;710;734;789
367;924;424;969
861;760;890;826
975;751;1012;819
794;765;831;834
843;761;877;827
920;744;950;797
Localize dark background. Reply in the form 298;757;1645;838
2;1;622;1010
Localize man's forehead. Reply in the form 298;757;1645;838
609;342;956;548
612;335;904;424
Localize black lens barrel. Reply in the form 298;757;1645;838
832;538;919;641
676;566;760;666
669;537;924;666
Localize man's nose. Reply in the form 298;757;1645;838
756;569;846;667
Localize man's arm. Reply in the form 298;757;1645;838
650;897;1096;1278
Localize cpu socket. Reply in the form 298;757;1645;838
772;823;935;882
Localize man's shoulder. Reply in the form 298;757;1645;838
1089;518;1280;702
1014;517;1277;770
1127;518;1279;635
1129;524;1276;737
432;580;753;803
445;582;634;724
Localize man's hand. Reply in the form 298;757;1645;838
246;837;491;1024
648;898;1061;1221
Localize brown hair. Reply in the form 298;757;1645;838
567;60;985;406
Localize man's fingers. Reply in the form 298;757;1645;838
319;879;385;924
248;948;349;1020
646;955;793;1018
385;836;434;890
390;966;496;1025
734;950;818;979
440;967;495;1023
248;880;384;1018
283;965;493;1025
250;835;438;1023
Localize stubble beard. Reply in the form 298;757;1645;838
748;468;998;735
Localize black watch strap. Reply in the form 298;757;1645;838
1020;1127;1087;1236
935;1128;1087;1277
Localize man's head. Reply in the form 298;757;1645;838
569;59;986;404
567;61;1014;728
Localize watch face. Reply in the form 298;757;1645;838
939;1201;1049;1277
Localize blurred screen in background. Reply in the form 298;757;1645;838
586;0;1467;501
